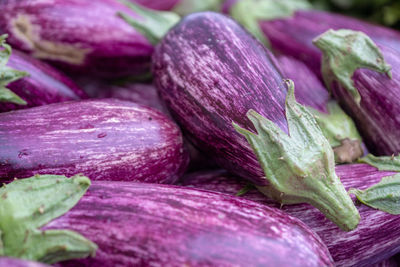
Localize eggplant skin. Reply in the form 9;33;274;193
0;99;189;183
0;0;153;78
0;258;50;267
331;45;400;156
258;9;400;77
182;164;400;267
131;0;179;10
42;182;334;267
1;49;87;112
153;12;287;185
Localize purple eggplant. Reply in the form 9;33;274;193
313;29;400;156
0;0;179;78
276;54;364;163
153;12;359;230
0;37;87;112
39;181;333;266
0;99;189;183
182;164;400;267
0;258;50;267
131;0;222;15
227;1;400;77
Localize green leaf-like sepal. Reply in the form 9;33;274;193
0;34;28;105
313;29;392;104
309;101;363;163
173;0;222;16
117;0;180;45
0;174;97;264
233;80;360;231
230;0;311;47
359;154;400;172
349;174;400;214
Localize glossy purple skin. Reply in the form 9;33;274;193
0;0;154;78
0;258;49;267
330;45;400;156
182;164;400;267
256;10;400;77
277;55;330;114
1;49;87;112
130;0;180;10
153;12;288;185
0;99;189;183
43;182;333;266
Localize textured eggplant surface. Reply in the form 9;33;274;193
182;164;400;267
153;12;288;185
42;182;334;266
1;49;86;112
0;99;189;183
0;258;50;267
0;0;154;78
257;10;400;76
329;45;400;156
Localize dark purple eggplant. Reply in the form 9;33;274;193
42;181;333;266
153;12;359;230
0;99;189;183
313;29;400;156
0;258;50;267
1;38;87;112
182;164;400;267
0;0;179;78
227;0;400;77
276;55;364;163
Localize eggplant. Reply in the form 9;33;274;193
0;36;87;112
132;0;222;15
227;0;400;77
0;99;189;183
0;258;50;267
276;55;364;163
153;12;359;230
181;164;400;267
0;0;179;78
313;29;400;156
37;181;333;266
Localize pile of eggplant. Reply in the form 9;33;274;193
1;0;400;266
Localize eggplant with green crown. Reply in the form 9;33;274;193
153;12;360;231
0;0;179;78
313;29;400;156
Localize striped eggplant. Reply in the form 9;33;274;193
0;258;51;267
40;182;333;266
181;164;400;267
313;30;400;156
153;12;359;230
226;0;400;77
0;99;189;183
276;55;364;163
0;36;86;112
132;0;223;15
0;0;179;78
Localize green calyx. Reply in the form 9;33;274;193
173;0;223;16
313;29;392;104
0;34;29;105
349;174;400;214
359;154;400;172
118;0;180;45
230;0;311;47
309;101;363;163
0;174;97;264
233;80;360;231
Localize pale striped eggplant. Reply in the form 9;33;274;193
0;258;50;267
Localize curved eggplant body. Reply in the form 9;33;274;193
44;182;334;266
0;258;50;267
0;99;189;183
1;49;86;112
131;0;179;10
0;0;154;78
153;12;288;185
182;164;400;267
